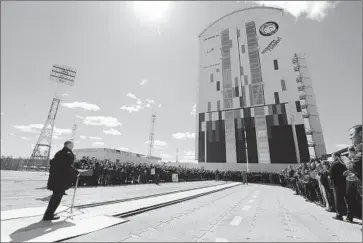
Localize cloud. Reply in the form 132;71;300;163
140;79;148;85
89;136;102;140
61;93;69;97
76;115;85;120
52;135;61;139
183;150;195;156
61;101;100;111
53;128;72;136
103;128;121;136
160;153;173;158
126;93;137;99
191;104;196;116
13;124;43;133
179;150;197;162
92;141;105;146
252;1;339;21
172;132;195;140
145;99;155;104
335;144;350;149
80;135;87;139
13;124;72;136
145;140;168;147
120;147;129;151
136;99;143;105
74;141;81;144
83;116;122;127
123;94;161;112
21;137;29;140
120;104;144;113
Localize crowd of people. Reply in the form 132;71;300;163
279;125;362;225
73;157;283;187
73;125;362;227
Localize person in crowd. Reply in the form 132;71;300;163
43;141;79;221
343;125;362;223
329;153;348;221
320;161;335;212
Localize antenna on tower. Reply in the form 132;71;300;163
176;148;179;163
70;113;78;143
28;65;76;169
147;109;156;158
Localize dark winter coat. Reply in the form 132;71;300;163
47;147;78;192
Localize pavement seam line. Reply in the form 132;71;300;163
118;185;241;242
194;185;258;242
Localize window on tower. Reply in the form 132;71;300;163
273;59;279;70
281;79;286;91
216;81;220;91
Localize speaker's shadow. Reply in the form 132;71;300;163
9;220;75;242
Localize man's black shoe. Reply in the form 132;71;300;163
332;215;343;221
43;215;60;221
345;217;354;223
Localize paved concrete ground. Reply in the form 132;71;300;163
68;184;362;242
1;170;223;211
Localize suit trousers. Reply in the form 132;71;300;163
333;185;347;217
44;190;64;218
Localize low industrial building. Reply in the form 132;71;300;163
73;148;162;164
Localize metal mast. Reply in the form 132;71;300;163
70;123;78;142
29;65;76;167
70;113;79;143
176;148;179;162
147;112;156;158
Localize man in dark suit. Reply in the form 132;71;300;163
329;153;348;221
43;141;79;221
343;125;362;223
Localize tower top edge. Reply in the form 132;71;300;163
198;6;284;38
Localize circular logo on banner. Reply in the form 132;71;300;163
259;22;279;36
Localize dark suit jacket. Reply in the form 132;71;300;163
329;161;347;188
47;147;78;192
346;143;362;180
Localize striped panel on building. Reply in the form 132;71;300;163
220;29;237;163
254;106;271;163
245;21;265;108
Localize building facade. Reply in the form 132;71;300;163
196;7;326;167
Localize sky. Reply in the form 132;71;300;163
1;1;362;162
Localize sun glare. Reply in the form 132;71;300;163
132;1;171;23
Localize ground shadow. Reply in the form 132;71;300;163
9;220;75;242
35;195;51;202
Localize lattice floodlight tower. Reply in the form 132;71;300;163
29;65;76;166
147;112;157;158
